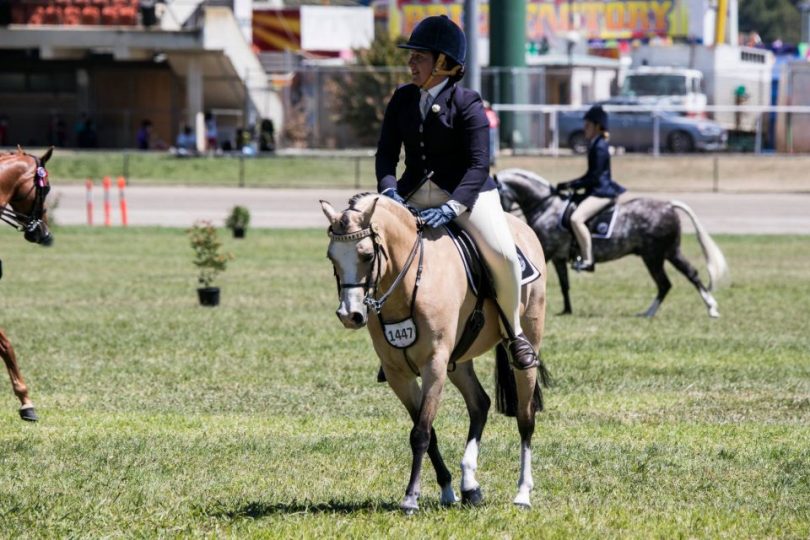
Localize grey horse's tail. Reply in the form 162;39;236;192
671;200;730;291
494;344;552;417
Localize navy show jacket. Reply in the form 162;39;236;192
375;82;496;210
569;134;626;198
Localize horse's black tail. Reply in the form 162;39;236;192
495;344;551;417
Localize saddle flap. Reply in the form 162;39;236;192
444;222;542;297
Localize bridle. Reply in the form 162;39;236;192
328;217;424;315
0;155;51;240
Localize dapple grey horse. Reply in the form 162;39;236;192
496;168;728;318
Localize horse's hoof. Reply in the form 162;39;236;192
19;405;38;422
400;494;419;514
513;492;532;508
439;484;457;506
461;487;483;506
709;308;720;318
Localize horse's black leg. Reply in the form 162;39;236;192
449;361;491;506
404;394;454;506
392;364;447;513
0;329;37;421
552;258;572;315
640;253;671;317
667;248;720;317
512;365;539;507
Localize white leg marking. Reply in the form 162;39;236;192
700;289;720;318
400;493;419;513
19;403;35;410
513;442;533;508
460;439;480;492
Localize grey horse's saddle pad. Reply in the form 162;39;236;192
559;199;620;239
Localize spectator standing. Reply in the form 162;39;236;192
259;118;276;152
483;101;499;168
136;119;152;150
77;118;98;148
204;112;217;152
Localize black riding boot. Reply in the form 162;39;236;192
506;333;539;370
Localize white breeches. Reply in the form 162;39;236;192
570;196;612;263
408;181;522;337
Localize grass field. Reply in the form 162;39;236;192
38;149;810;193
1;226;808;538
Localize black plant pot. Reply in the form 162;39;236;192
233;227;246;238
197;287;220;306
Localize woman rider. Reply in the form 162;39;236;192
375;15;537;370
557;105;626;272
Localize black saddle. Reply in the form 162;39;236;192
558;199;619;239
442;222;541;368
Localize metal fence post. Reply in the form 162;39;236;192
239;154;245;187
123;151;130;181
653;112;661;157
713;155;719;193
354;156;361;189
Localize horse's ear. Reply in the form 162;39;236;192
40;147;53;165
319;200;340;225
362;196;381;226
16;145;23;155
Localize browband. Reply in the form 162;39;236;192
328;227;373;242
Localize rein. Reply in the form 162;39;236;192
0;155;50;234
329;221;425;315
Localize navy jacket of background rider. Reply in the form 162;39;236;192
569;134;626;198
375;82;497;210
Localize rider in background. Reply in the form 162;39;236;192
375;15;537;369
557;105;626;273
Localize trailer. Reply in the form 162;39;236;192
628;44;774;134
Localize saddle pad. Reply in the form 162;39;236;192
559;200;620;239
445;224;541;297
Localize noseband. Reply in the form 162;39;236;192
0;156;50;236
328;220;424;314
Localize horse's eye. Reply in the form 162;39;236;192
360;252;374;263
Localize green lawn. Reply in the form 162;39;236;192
38;149;810;192
0;227;808;537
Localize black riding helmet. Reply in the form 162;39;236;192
584;104;609;131
398;15;467;66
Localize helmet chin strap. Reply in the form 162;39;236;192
420;53;462;90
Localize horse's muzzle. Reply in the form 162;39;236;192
336;308;368;329
24;220;53;246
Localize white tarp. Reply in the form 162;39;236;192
300;6;373;52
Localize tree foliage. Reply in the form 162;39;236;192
738;0;803;45
333;32;411;146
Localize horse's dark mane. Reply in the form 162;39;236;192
348;192;375;209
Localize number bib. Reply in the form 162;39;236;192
383;318;418;349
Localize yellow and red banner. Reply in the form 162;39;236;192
394;0;689;41
253;9;301;52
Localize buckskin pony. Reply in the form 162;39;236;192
320;193;551;512
0;146;54;421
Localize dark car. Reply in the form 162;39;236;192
558;100;728;154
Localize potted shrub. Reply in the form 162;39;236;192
188;220;233;306
225;205;251;238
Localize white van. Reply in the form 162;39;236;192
620;67;708;116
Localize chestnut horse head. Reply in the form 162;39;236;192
0;146;53;246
